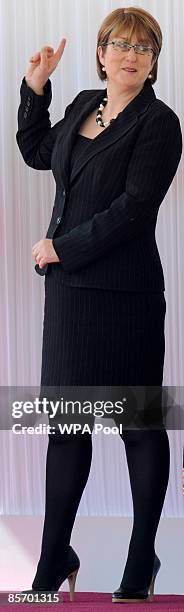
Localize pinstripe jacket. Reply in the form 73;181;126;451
16;78;182;291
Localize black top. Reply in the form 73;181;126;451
69;133;92;177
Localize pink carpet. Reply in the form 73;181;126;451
0;592;184;611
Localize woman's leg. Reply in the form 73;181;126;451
118;427;170;591
32;431;92;590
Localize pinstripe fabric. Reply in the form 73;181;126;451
41;274;166;386
38;135;166;388
16;78;182;291
16;92;175;385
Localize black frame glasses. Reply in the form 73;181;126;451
102;40;157;57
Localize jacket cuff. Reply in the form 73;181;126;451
52;232;88;272
21;76;51;98
19;77;52;122
52;236;73;270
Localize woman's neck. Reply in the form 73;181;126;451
103;83;144;118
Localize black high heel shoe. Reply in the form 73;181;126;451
112;553;161;603
20;546;80;603
52;545;80;601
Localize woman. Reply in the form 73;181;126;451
16;6;182;604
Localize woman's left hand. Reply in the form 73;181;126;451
32;239;60;268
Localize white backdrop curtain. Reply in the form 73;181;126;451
0;0;183;516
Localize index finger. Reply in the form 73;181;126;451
54;38;67;63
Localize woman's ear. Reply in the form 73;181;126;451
97;45;105;69
151;55;157;70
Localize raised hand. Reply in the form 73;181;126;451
25;39;66;94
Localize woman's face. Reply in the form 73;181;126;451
98;30;157;92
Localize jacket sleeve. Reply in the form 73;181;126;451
16;78;80;170
53;109;182;272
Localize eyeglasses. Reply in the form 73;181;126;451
102;40;157;57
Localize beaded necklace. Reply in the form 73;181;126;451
96;96;119;128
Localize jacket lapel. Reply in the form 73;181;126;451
70;111;138;186
57;81;156;189
56;90;104;189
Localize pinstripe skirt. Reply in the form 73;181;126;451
40;274;166;387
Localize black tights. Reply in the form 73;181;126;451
32;426;169;591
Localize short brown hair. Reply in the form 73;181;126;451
96;7;162;84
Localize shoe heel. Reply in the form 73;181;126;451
149;575;155;601
68;569;78;602
148;555;161;602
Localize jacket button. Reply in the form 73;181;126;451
24;112;27;118
62;189;66;197
56;216;61;224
